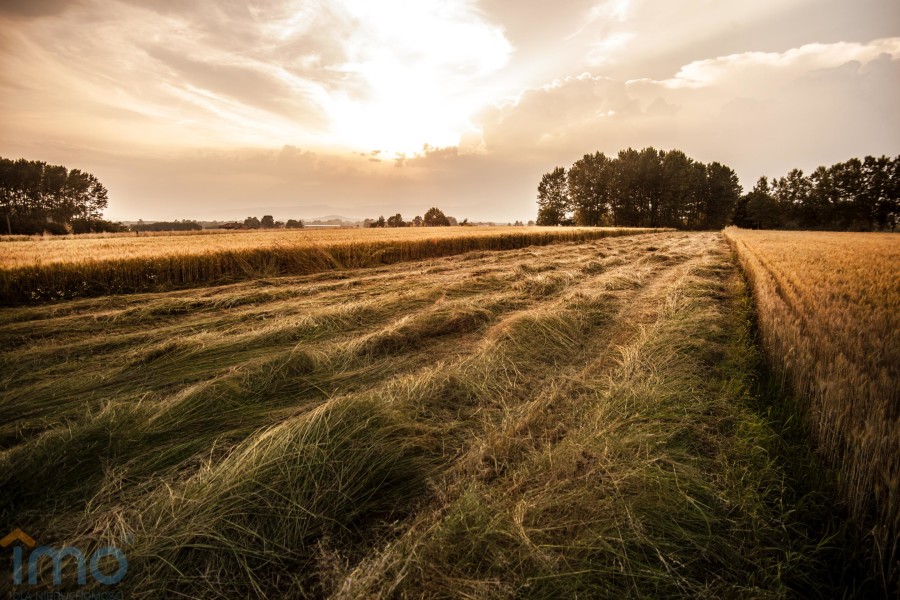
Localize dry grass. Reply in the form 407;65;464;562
0;226;666;304
0;231;863;597
724;227;900;590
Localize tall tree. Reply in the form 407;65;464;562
742;177;783;229
568;153;611;226
0;157;112;234
659;150;693;228
536;167;570;226
871;155;899;231
424;207;450;226
771;168;811;229
703;162;740;229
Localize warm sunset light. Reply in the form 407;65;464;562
1;0;898;221
2;2;899;597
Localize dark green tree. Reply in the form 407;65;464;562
423;207;450;226
568;153;611;226
742;177;784;229
771;168;811;229
703;162;740;229
870;155;899;231
0;157;111;234
536;167;570;225
658;150;693;228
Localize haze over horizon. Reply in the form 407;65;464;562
1;0;898;223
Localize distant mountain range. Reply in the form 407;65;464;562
307;214;363;222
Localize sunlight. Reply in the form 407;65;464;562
319;0;512;154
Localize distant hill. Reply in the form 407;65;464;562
308;215;363;223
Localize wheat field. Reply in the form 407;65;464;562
0;231;869;597
0;226;666;304
724;227;900;590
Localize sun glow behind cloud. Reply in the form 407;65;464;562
0;0;514;158
320;0;513;155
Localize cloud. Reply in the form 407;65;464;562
666;38;900;89
143;46;326;125
0;0;513;156
0;0;82;19
471;38;900;184
473;74;637;156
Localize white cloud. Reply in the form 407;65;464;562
586;32;635;65
666;38;900;89
472;38;900;185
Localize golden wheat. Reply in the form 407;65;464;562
0;226;667;303
724;227;900;588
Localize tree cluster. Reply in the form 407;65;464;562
732;156;899;231
241;215;303;229
0;156;120;234
365;207;456;228
537;147;741;230
131;220;201;232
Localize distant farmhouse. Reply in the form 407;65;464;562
217;222;251;230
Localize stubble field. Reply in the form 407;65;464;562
0;229;885;597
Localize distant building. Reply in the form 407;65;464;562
218;222;250;230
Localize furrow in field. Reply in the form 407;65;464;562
332;233;766;598
102;233;709;596
0;235;664;428
0;236;673;543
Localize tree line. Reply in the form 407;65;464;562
733;156;899;231
537;148;899;231
0;157;123;234
240;216;304;229
122;215;306;232
132;219;202;232
365;207;463;228
537;147;741;230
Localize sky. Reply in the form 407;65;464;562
1;0;898;222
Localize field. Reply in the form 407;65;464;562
0;226;666;304
725;228;900;590
1;229;876;597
